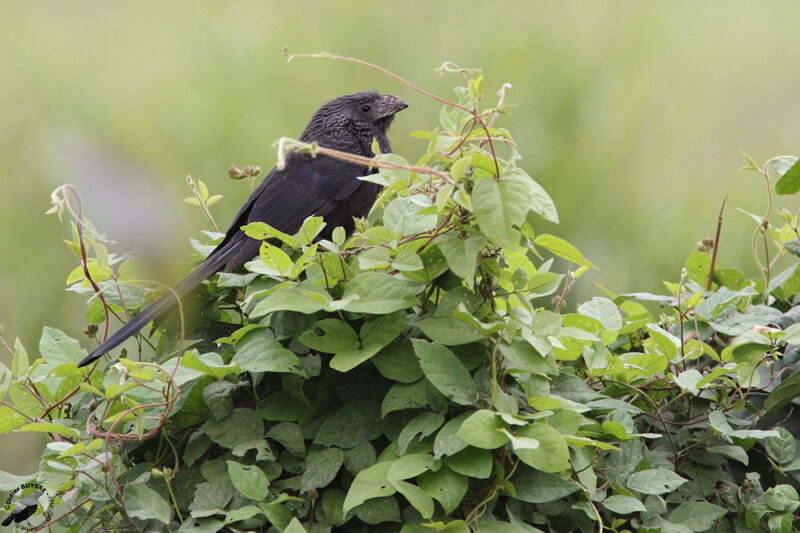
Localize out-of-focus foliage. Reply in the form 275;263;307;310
2;0;800;477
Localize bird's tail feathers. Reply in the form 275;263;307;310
76;243;238;367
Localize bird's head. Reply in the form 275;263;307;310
300;91;408;154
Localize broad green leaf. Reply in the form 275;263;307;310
627;469;687;495
774;156;800;195
18;422;80;439
533;234;596;268
254;241;294;277
124;483;173;524
456;410;508;449
434;413;471;458
391;480;434;518
418;466;468;515
388;454;434;480
445;447;493;479
227;460;269;500
299;319;359;353
506;168;559;224
203;408;264;450
765;484;800;512
472;176;531;249
11;338;29;377
413;339;477;405
436;233;486;286
250;282;331;316
416;317;484;345
397;412;445;455
668;501;728;532
764;428;797;465
383;195;437;236
512;466;580;503
498;339;558;375
342;461;395;514
39;327;86;365
764;370;800;416
284;517;308;533
314;400;382;449
301;447;344;492
330;313;406;372
602;495;646;514
513;423;570;473
392;249;424;272
372;343;424;383
342;272;418;314
266;422;306;458
233;330;300;373
577;297;622;330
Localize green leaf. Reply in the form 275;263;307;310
314;400;382;449
418;466;468;515
472;176;531;249
266;422;306;458
765;427;797;465
413;339;477;405
39;327;86;365
774;156;800;195
436;233;486;285
577;297;622;330
18;422;80;439
416;317;484;345
512;466;580;503
250;281;331;316
342;461;395;514
11;338;29;377
301;447;345;492
434;413;470;458
445;447;493;479
397;412;445;455
668;501;728;532
456;410;508;449
124;483;173;524
627;469;687;495
533;234;596;268
243;221;295;247
253;241;294;277
602;495;646;514
393;249;425;272
498;339;558;375
506;168;559;224
706;445;749;465
330;313;406;372
342;272;418;314
383;195;438;236
227;460;269;500
765;484;800;512
203;408;264;450
353;496;401;524
233;330;300;373
512;423;570;473
372;343;424;383
299;318;359;353
392;479;434;518
388;454;434;480
764;370;800;416
284;517;308;533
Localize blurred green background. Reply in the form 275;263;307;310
1;1;799;476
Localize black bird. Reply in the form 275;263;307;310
77;91;408;367
2;490;43;527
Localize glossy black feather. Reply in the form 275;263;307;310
77;91;407;367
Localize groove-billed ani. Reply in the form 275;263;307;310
77;91;407;367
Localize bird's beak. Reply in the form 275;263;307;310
377;94;409;118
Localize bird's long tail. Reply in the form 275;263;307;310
77;242;239;367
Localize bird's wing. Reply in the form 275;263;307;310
217;154;366;268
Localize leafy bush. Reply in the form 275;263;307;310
3;55;800;532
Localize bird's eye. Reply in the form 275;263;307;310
360;104;371;112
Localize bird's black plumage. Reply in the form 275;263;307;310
77;91;407;367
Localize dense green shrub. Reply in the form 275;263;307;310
2;57;800;532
